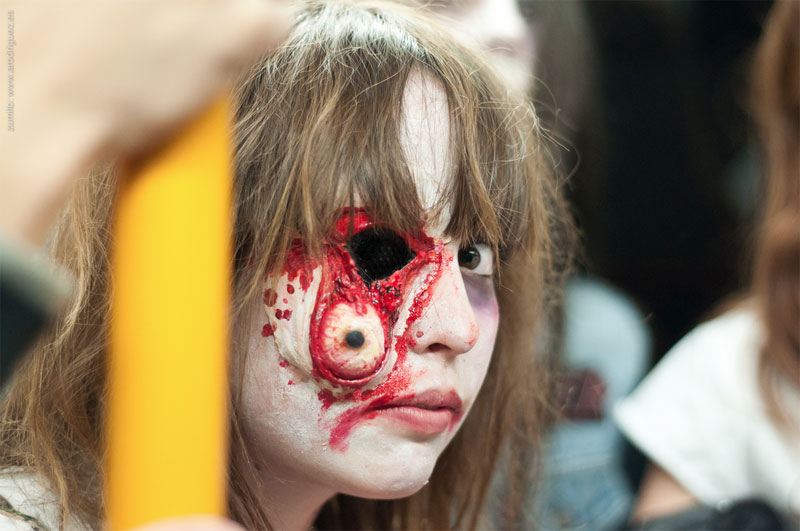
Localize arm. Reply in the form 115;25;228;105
630;463;700;523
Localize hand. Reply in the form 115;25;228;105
1;0;291;247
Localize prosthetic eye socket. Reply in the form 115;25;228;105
458;243;493;276
347;227;416;283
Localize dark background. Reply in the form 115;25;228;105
536;1;774;362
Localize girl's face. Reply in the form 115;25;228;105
236;71;499;502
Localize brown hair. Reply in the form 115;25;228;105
750;0;800;425
0;1;570;529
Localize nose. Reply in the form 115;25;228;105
407;248;479;356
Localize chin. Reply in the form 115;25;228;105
330;426;445;500
335;461;435;500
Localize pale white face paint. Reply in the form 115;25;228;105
235;70;499;526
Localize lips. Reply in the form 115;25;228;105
369;390;463;435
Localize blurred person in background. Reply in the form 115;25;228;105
614;1;799;527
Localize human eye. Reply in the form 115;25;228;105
457;243;493;277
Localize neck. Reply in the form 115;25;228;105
243;458;334;530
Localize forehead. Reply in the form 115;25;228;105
398;69;453;218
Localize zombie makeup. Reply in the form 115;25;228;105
262;209;462;446
237;71;500;516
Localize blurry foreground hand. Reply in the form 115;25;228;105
1;0;291;247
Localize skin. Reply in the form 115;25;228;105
0;0;290;251
631;464;699;523
428;0;537;95
235;70;500;530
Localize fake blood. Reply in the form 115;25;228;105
317;211;446;450
275;309;292;321
317;389;336;410
263;289;278;307
271;209;448;450
284;245;314;292
306;211;445;384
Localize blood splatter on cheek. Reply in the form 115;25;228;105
275;309;292;321
283;245;315;293
263;289;278;307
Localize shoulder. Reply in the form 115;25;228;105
614;307;800;512
657;306;760;367
613;308;763;502
0;471;60;531
677;307;760;360
620;307;762;412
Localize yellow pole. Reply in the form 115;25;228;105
108;98;233;529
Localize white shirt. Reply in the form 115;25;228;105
0;470;88;531
614;307;800;517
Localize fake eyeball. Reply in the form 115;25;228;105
316;302;386;383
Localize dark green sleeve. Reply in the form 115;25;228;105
0;239;72;386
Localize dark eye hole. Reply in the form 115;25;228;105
347;227;415;283
458;245;481;270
